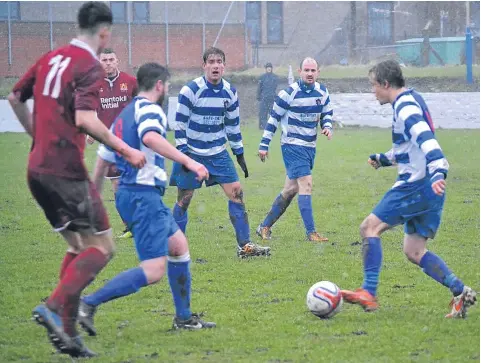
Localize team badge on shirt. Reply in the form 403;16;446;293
223;100;229;110
120;83;128;92
316;98;322;106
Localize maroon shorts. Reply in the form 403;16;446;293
105;164;121;179
27;170;110;234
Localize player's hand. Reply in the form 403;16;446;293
321;127;332;140
258;150;268;162
184;159;209;181
432;178;446;196
368;155;381;169
124;148;146;169
86;135;95;145
236;154;249;178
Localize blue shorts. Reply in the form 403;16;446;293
372;180;445;239
169;149;239;189
116;185;179;261
282;144;316;180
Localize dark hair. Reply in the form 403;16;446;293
100;48;115;55
203;47;226;64
369;60;405;88
136;63;170;91
77;2;113;34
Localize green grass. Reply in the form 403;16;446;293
0;126;479;362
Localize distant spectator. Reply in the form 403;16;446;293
257;62;279;129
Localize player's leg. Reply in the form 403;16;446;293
257;176;297;240
170;157;203;234
28;173;113;356
341;213;390;311
59;232;83;279
172;188;195;234
107;164;131;238
221;181;271;258
222;181;250;245
296;175;328;242
79;188;170;335
404;223;476;318
168;227;215;329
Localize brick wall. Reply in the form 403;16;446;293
0;22;250;77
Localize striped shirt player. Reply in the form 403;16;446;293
256;57;332;243
341;60;476;318
258;80;333;152
371;89;449;189
98;96;170;191
174;76;243;157
170;47;270;258
86;62;216;332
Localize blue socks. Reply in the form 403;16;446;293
419;251;465;296
361;237;382;297
83;267;148;306
173;203;188;234
228;201;250;247
298;195;315;234
168;253;192;320
262;193;294;228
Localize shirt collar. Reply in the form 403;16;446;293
70;38;98;60
298;79;315;92
203;76;223;90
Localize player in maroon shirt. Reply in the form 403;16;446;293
88;48;138;237
7;2;145;358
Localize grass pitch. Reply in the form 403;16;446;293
0;125;479;362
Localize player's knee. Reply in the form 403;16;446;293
141;258;167;284
403;245;425;265
283;185;298;198
168;230;189;256
360;217;376;237
230;184;244;202
177;189;194;209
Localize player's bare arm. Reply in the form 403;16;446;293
76;109;146;168
92;157;113;194
142;131;209;181
7;92;34;137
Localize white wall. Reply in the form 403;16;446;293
1;93;479;132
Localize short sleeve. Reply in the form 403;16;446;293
74;61;104;111
12;62;37;102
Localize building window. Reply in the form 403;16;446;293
246;1;261;45
0;1;20;20
267;2;283;44
111;1;127;23
132;1;149;24
367;2;393;45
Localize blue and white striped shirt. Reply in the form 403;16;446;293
174;76;243;157
375;89;449;188
98;96;168;190
259;80;333;150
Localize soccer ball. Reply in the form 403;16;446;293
306;281;343;319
